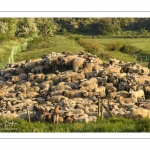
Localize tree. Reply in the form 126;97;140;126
15;18;38;37
90;18;114;35
35;18;58;36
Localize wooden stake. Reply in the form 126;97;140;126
101;99;103;120
27;105;31;122
98;97;100;117
102;102;114;117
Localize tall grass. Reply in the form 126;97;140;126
1;117;150;132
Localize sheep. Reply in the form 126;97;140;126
4;72;12;82
116;91;130;98
66;72;85;82
109;59;120;66
0;113;19;119
101;66;121;77
130;107;150;118
129;88;145;102
62;55;78;69
14;65;26;75
79;77;97;87
73;57;86;72
45;73;56;81
81;62;94;74
47;95;68;103
64;81;79;89
104;83;117;92
107;90;117;100
143;85;150;98
49;90;64;96
32;105;46;122
108;73;119;87
16;92;40;100
63;90;88;99
116;95;137;104
96;76;108;86
79;83;98;91
85;71;98;80
11;73;27;83
6;101;16;113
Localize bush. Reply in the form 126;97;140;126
120;43;138;55
26;36;55;51
105;41;122;51
98;51;115;60
78;39;101;55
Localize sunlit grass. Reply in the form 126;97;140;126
14;35;84;62
1;117;150;132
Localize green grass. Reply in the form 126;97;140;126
1;35;150;68
77;36;150;66
82;37;150;53
14;35;85;62
1;117;150;132
0;37;31;68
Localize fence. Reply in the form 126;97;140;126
8;38;33;63
134;54;150;63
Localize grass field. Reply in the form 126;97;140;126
83;37;150;53
1;35;150;68
0;117;150;132
77;36;150;67
14;35;85;63
0;37;30;68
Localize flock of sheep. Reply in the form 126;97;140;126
0;50;150;124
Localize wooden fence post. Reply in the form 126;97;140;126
27;105;31;123
101;99;103;120
98;97;100;117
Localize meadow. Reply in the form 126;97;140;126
1;35;150;68
77;36;150;65
0;117;150;132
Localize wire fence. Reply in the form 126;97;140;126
8;38;33;63
134;54;150;63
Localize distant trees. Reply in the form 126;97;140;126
1;18;150;39
15;18;38;37
35;18;59;36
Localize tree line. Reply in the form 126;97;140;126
1;18;150;40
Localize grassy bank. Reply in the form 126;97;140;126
1;35;150;68
0;37;28;68
14;35;84;63
75;36;150;66
1;117;150;132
